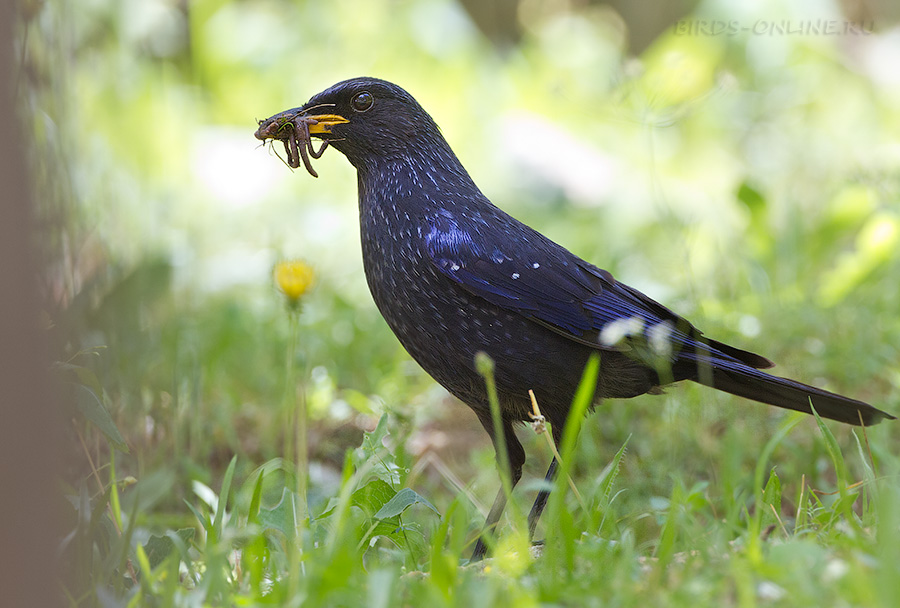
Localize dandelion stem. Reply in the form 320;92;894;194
283;309;309;525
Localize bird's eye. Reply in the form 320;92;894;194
351;91;374;113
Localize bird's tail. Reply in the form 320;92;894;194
687;356;893;426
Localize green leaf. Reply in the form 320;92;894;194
429;500;459;594
852;431;876;486
362;520;427;558
356;414;391;463
762;468;781;511
213;456;237;537
73;383;128;452
54;361;104;396
248;470;265;524
351;479;396;517
142;528;195;570
737;180;766;214
852;431;878;522
749;414;802;551
560;353;600;464
353;414;401;485
366;519;405;543
597;435;630;503
761;468;782;529
655;483;684;566
830;492;860;519
184;500;211;534
545;354;600;569
134;544;154;588
374;488;439;520
259;488;298;539
477;351;513;502
809;403;850;492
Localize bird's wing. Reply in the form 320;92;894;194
425;212;597;334
424;212;773;368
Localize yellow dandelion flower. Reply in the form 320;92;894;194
274;260;315;303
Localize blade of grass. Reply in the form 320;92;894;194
213;455;238;536
545;353;600;568
748;413;802;561
475;352;512;501
809;403;849;493
248;469;265;524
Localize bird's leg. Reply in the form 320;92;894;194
470;417;525;561
526;457;558;540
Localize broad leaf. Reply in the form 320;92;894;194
259;488;299;539
73;384;128;452
142;528;195;570
351;479;396;517
374;488;439;519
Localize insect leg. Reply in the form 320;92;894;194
295;118;318;177
287;126;301;169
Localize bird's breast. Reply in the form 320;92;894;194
358;189;445;332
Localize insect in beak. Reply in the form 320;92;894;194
255;105;348;177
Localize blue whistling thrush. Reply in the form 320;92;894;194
255;77;893;561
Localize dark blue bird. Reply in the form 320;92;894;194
255;77;893;560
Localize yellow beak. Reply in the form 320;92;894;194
306;114;350;134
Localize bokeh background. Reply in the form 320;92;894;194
16;0;900;603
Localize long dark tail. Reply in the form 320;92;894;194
689;355;893;426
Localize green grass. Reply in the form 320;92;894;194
61;341;900;607
23;0;900;604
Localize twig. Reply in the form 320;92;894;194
528;390;584;505
73;418;106;498
769;503;789;538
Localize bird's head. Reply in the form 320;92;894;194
256;77;452;174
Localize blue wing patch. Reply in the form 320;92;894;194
425;213;599;334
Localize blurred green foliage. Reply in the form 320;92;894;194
17;0;900;604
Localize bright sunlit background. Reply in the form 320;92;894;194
20;0;900;603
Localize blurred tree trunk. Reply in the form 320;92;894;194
0;2;63;607
841;0;900;26
456;0;699;54
456;0;899;54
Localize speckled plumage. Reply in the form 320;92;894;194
267;77;892;559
